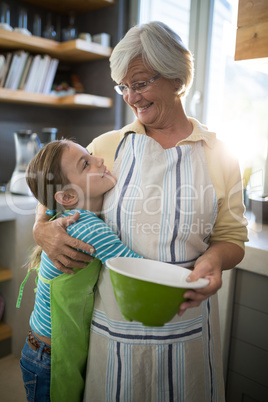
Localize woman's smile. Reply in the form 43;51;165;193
135;102;153;112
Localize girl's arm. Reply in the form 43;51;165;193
67;212;143;264
33;204;94;273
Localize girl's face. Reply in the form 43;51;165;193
60;142;116;209
121;57;179;131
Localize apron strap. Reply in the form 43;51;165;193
114;131;135;161
38;273;51;284
16;266;39;308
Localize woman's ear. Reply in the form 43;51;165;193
55;189;78;208
174;78;184;95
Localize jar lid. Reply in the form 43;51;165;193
42;128;58;134
15;129;33;137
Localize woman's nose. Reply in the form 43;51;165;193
124;88;142;104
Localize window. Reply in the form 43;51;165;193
206;0;268;197
136;0;268;197
139;0;191;47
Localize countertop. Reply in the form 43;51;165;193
0;193;267;275
0;192;37;221
238;212;268;277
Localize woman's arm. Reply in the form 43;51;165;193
33;204;95;273
178;241;244;316
176;140;248;315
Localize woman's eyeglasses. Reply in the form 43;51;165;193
114;73;161;95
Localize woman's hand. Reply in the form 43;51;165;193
178;242;244;316
33;205;95;273
178;252;222;316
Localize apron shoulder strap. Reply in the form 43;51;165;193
115;131;136;161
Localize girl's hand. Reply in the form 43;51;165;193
33;209;95;274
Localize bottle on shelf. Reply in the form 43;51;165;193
0;2;12;31
43;13;57;40
40;127;58;147
14;8;32;36
33;14;41;37
62;11;78;41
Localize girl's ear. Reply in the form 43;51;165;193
55;190;78;207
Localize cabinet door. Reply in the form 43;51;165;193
226;270;268;401
228;338;268;388
226;371;268;402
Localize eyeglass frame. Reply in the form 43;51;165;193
114;73;161;95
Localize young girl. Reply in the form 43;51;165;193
18;139;142;402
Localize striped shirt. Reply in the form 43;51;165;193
30;209;142;338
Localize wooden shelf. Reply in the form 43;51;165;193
0;322;12;342
58;39;112;62
235;0;268;73
0;30;112;62
0;1;114;108
0;88;112;108
0;266;12;282
235;22;268;61
237;0;268;28
0;31;113;108
22;0;114;14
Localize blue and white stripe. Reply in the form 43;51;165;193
96;133;221;401
202;298;219;402
30;209;142;337
103;134;217;267
92;310;205;402
91;309;203;346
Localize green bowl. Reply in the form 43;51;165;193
107;257;209;327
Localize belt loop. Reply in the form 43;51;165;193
37;343;43;359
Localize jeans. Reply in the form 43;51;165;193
20;333;51;402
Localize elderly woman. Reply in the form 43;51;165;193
34;22;247;401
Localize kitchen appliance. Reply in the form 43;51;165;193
0;131;16;192
9;130;41;196
249;194;268;224
39;127;57;148
249;139;268;224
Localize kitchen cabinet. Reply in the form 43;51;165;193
0;224;14;358
235;0;268;73
225;269;268;401
0;266;12;282
0;0;114;108
218;223;268;401
0;0;126;151
0;265;12;357
22;0;114;14
0;195;37;358
0;1;127;356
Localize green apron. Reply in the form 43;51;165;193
39;259;101;402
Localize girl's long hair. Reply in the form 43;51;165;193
26;139;70;271
26;139;70;211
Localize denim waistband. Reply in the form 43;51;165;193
28;329;51;355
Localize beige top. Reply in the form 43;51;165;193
87;117;248;250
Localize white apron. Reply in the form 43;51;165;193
84;134;225;402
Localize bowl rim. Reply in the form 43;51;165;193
107;257;209;289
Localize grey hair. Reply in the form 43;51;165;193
110;21;194;97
